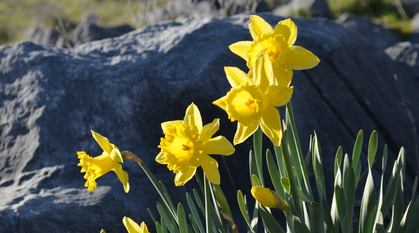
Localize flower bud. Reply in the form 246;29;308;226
251;186;289;211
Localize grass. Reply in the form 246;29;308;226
328;0;414;40
0;0;141;46
0;0;416;46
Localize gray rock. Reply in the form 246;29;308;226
385;41;419;78
273;0;333;18
336;13;401;49
1;13;418;232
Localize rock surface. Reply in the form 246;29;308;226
1;13;418;232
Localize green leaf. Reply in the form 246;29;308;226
177;203;188;233
266;149;286;199
186;193;205;233
352;130;363;186
312;133;326;202
281;177;291;195
258;206;285;233
253;127;264;186
274;145;287;178
358;171;377;233
310;202;325;233
212;184;234;228
293;215;311;233
334;146;343;178
156;221;165;233
399;196;419;233
237;190;256;233
157;201;179;233
367;130;378;169
381;148;404;215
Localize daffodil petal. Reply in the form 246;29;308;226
91;130;112;154
184;103;203;131
247;42;266;70
174;167;197;186
249;15;274;40
201;155;220;185
266;85;293;107
225;66;252;88
229;41;252;61
213;96;227;111
155;151;166;164
162;120;182;131
110;144;123;163
123;217;141;233
260;106;282;147
140;222;150;233
199;118;220;142
272;63;293;87
287;46;320;70
274;18;297;46
114;163;130;193
204;136;235;156
254;52;272;93
234;122;259;145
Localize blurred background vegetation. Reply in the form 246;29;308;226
0;0;416;46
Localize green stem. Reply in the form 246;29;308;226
203;172;212;233
253;127;264;186
122;151;178;223
280;142;302;215
286;101;303;163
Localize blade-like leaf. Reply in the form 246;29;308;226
367;131;378;169
358;171;377;233
258;206;285;233
352;130;363;186
177;203;188;233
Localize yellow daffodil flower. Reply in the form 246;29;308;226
251;186;289;211
77;130;130;193
156;103;235;186
123;217;150;233
229;15;320;86
213;52;293;146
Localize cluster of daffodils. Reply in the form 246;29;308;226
77;15;319;232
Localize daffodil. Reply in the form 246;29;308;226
251;186;289;211
229;15;320;86
123;217;150;233
213;52;293;146
77;130;130;193
156;103;235;186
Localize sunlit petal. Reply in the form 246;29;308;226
287;46;320;70
225;66;252;88
272;63;293;87
253;52;272;93
213;96;227;111
184;103;203;131
260;106;282;147
91;130;111;154
174;167;197;186
199;118;220;142
274;18;297;46
114;163;130;193
204;136;235;155
201;155;220;185
234;122;259;145
229;41;252;60
266;86;293;107
249;15;273;40
155;151;166;164
162;120;182;131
